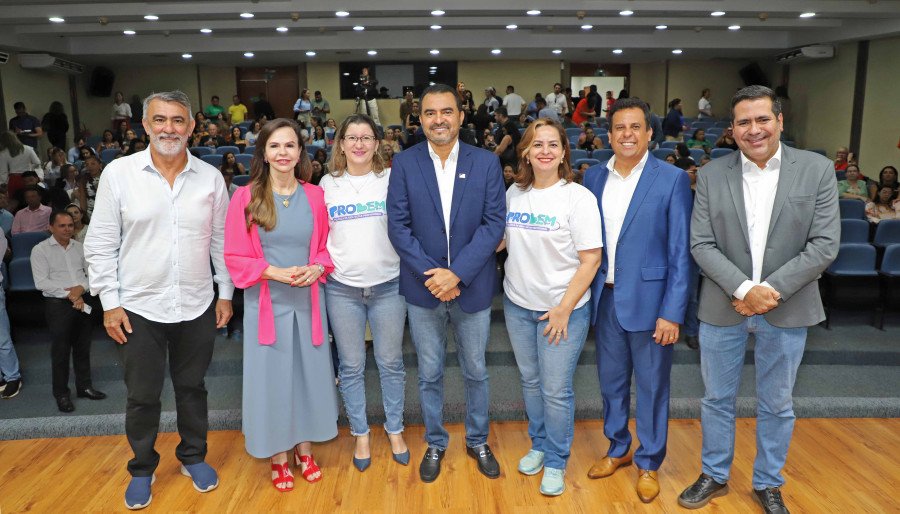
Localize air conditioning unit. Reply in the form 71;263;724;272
17;53;85;74
775;45;835;64
0;52;9;65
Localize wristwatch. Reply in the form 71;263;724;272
314;263;325;275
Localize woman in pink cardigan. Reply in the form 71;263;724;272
224;118;338;492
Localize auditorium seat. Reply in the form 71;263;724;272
234;154;253;169
661;141;679;149
840;219;870;243
823;243;879;328
876;244;900;329
201;154;223;167
839;199;866;220
190;147;213;157
652;148;675;160
710;148;733;159
216;146;240;155
574;158;600;169
570;149;589;162
99;148;120;164
565;127;582;138
244;146;255;155
689;148;706;162
8;232;50;292
592;149;614;162
233;175;251;186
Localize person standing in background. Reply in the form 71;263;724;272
111;92;132;130
42;101;69;150
697;89;713;119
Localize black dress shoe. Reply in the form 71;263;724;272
754;487;790;514
419;447;445;483
678;473;729;509
685;335;700;350
56;395;75;413
77;388;107;400
466;444;500;479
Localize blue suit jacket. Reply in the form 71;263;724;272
582;153;693;331
387;141;506;313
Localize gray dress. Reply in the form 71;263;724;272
242;187;339;458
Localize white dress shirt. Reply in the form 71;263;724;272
427;140;459;263
602;151;650;284
546;92;569;115
733;145;782;300
30;236;90;299
84;149;234;323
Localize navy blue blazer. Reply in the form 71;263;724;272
581;153;693;331
387;141;506;312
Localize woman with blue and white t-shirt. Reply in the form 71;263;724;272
500;118;603;496
320;114;409;472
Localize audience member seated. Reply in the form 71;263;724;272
68;136;92;163
675;143;693;162
577;125;603;152
472;104;492;136
95;130;119;155
0;191;13;235
715;127;739;150
43;147;69;184
866;186;900;223
309;126;327;149
379;141;395;167
382;129;401;154
245;120;262;146
122;138;146;157
220;152;246;176
13;171;49;210
11;185;51;234
66;203;89;242
1;130;42;194
502;164;516;188
47;168;76;211
575;162;590;184
198;123;226;148
834;146;851;172
312;148;329;174
113;120;130;146
664;153;677;165
78;156;103;219
120;128;138;150
323;119;337;144
221;169;238;199
837;164;869;202
76;146;94;168
226;126;248;153
309;159;325;185
868;165;898;201
686;129;712;154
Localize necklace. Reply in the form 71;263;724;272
273;182;298;207
344;171;374;195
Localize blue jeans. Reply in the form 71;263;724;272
504;296;589;470
699;316;807;489
0;288;21;382
407;301;491;450
326;278;406;436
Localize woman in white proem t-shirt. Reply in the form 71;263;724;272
500;118;603;496
319;114;409;472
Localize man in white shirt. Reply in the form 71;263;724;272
31;211;105;413
502;85;525;117
546;82;569;116
582;98;692;503
85;90;233;510
697;88;713;119
680;85;839;513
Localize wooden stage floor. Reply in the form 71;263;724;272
0;418;895;513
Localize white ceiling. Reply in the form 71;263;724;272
1;1;899;65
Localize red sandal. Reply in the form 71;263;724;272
293;448;323;483
271;460;294;492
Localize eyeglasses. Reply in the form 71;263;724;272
343;135;378;145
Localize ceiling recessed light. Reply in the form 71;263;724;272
619;10;634;16
353;25;365;31
612;49;623;54
429;82;436;86
581;24;593;30
343;72;350;76
799;12;816;18
711;11;726;17
244;52;255;58
526;10;541;16
429;66;437;69
672;49;683;54
123;30;136;35
335;11;350;17
200;28;212;34
431;10;445;16
728;25;741;31
306;51;317;57
491;48;502;55
144;15;159;21
367;50;377;55
430;49;440;55
656;24;668;30
276;26;289;33
48;17;65;23
506;24;518;30
181;53;192;59
240;12;254;19
430;24;442;30
552;49;562;54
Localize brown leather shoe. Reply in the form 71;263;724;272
587;454;632;479
636;469;660;503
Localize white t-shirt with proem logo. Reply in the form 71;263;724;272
503;179;603;311
320;168;400;288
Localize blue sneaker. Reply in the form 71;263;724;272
124;474;155;510
540;467;566;496
517;449;544;476
180;462;219;492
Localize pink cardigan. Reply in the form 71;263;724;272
224;182;334;346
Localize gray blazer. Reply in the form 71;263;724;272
690;144;840;328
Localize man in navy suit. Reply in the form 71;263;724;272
387;84;506;483
581;98;692;503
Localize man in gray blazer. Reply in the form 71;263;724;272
678;86;839;514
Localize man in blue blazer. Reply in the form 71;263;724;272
387;84;506;483
581;98;692;503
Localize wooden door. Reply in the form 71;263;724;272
236;66;300;120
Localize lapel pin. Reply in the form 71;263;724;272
458;173;466;179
